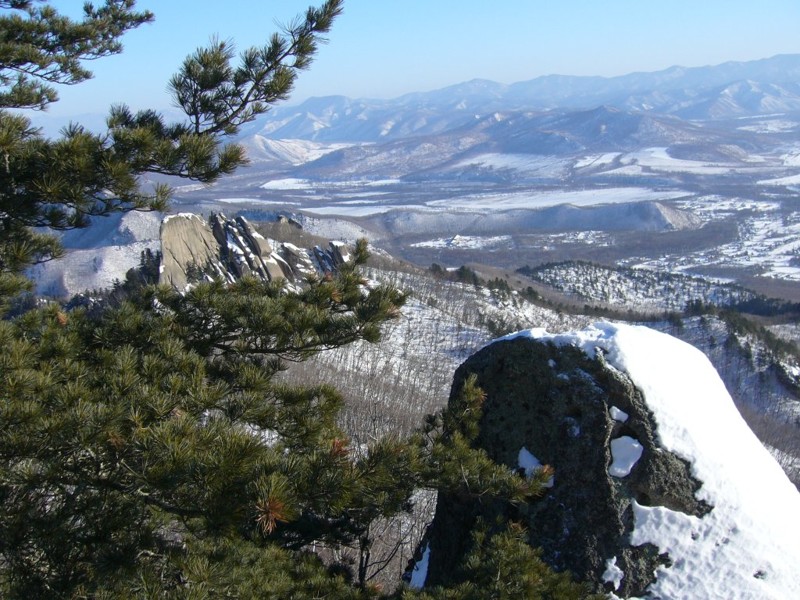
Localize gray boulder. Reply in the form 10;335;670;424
423;335;709;597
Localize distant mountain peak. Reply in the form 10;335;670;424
242;54;800;145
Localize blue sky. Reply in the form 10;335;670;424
31;1;800;118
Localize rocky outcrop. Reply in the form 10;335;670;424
159;213;228;290
422;334;709;597
208;213;291;282
159;212;350;291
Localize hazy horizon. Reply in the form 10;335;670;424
23;0;799;122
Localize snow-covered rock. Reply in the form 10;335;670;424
421;322;800;599
29;211;354;297
159;213;352;291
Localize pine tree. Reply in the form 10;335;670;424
0;2;414;597
0;2;600;597
0;242;410;597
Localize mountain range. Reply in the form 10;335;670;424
244;53;800;144
211;54;800;188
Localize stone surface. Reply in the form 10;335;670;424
159;213;227;290
158;213;349;291
423;336;709;597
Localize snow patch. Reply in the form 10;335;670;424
608;436;643;478
518;447;554;487
602;556;624;591
29;211;162;298
609;406;629;422
411;234;512;250
758;173;800;186
426;187;687;211
260;178;315;190
575;153;621;169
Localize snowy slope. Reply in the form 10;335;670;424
510;323;800;600
28;211;162;298
525;261;755;312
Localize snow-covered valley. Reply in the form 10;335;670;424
20;54;800;597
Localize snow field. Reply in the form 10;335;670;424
425;187;687;211
636;196;800;281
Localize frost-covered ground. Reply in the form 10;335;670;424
627;196;800;281
28;211;163;297
526;261;756;312
424;187;688;211
738;120;800;133
246;181;689;215
281;267;591;437
450;153;572;178
410;234;512;250
606;147;751;176
519;323;800;600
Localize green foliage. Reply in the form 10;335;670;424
171;540;377;600
428;264;483;287
429;263;447;278
454;265;481;287
486;277;511;293
0;243;410;597
410;522;600;600
169;0;341;137
481;315;520;339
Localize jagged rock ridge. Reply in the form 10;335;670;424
159;212;350;290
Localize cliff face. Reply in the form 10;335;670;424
159;213;349;290
421;323;800;599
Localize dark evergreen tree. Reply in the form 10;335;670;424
0;241;410;597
